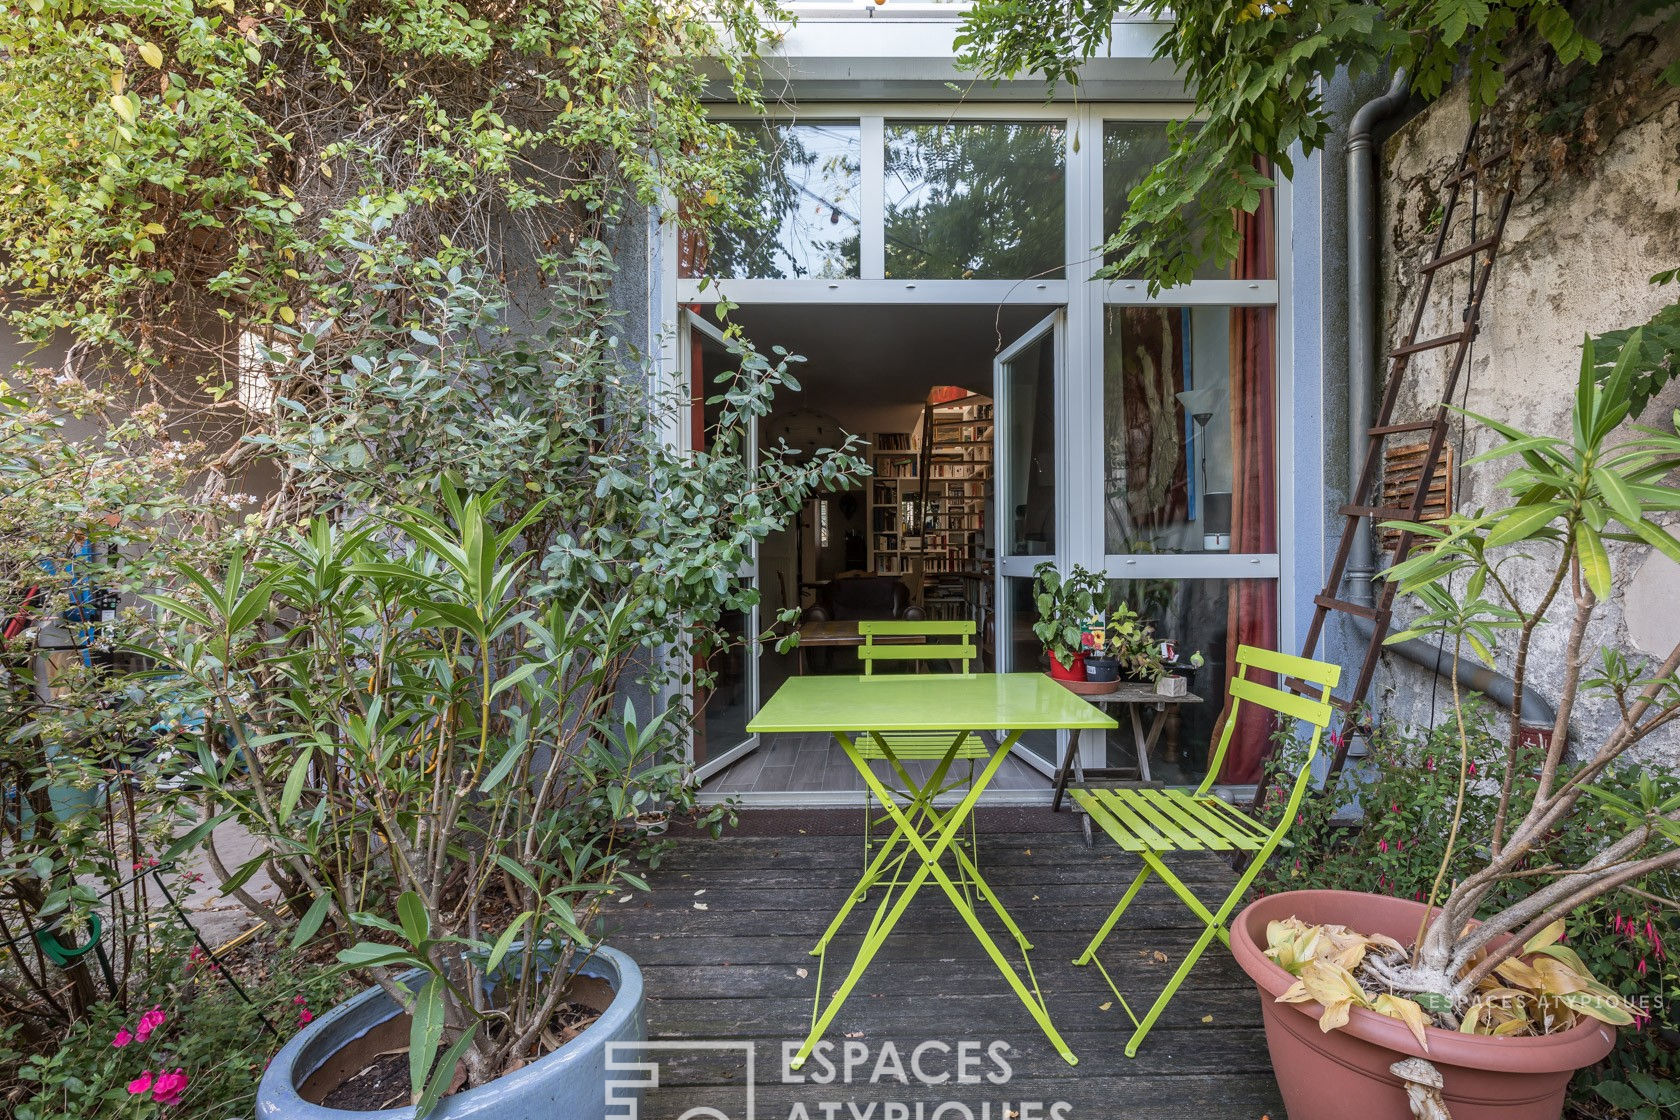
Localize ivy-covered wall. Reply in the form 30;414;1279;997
1376;23;1680;764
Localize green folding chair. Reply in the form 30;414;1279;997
855;620;989;891
1070;644;1341;1056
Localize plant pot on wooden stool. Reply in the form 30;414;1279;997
1046;650;1086;681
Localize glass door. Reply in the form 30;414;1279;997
993;311;1063;774
682;310;761;781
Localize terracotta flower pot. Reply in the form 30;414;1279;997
1230;890;1616;1120
1046;650;1086;681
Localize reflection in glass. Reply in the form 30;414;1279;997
1098;578;1278;786
1102;306;1275;556
695;122;862;279
885;122;1065;279
1103;121;1273;280
699;607;752;762
1004;577;1059;766
1003;329;1056;556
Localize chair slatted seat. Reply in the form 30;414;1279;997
1072;644;1342;1057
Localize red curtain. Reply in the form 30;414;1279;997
1215;173;1279;783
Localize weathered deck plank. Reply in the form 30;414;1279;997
612;821;1281;1120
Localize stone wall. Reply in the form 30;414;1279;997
1374;27;1680;765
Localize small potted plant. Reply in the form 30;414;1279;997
1031;561;1104;681
1105;602;1168;684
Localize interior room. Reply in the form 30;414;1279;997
690;299;1253;802
690;302;1051;798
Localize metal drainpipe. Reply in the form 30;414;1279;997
1341;70;1558;740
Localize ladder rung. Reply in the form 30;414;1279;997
1442;149;1511;186
1340;504;1416;520
1313;594;1388;622
1420;234;1501;274
1390;330;1470;359
1368;420;1439;436
1283;675;1329;697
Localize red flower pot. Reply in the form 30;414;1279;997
1046;650;1086;681
1229;890;1617;1120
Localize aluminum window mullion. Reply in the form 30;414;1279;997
860;116;885;279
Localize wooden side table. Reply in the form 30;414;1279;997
1050;682;1204;816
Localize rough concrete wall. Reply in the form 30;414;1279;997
1374;30;1680;766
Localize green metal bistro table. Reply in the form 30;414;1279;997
747;672;1117;1069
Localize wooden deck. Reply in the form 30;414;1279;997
610;816;1282;1119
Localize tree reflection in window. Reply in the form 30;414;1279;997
699;122;862;280
884;121;1065;280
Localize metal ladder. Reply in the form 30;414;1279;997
1286;119;1517;782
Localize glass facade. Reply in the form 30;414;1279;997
692;121;862;280
1102;305;1277;556
884;121;1066;279
1100;578;1278;786
673;106;1287;788
1103;121;1273;280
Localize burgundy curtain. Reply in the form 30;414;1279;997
1215;173;1279;783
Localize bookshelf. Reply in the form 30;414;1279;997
868;397;994;596
869;433;920;576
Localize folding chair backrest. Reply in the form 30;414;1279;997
857;619;976;676
1200;645;1341;824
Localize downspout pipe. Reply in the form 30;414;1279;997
1341;70;1558;736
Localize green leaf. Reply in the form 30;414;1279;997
1485;503;1562;547
1413;991;1451;1014
484;912;532;976
291;894;332;949
138;41;163;68
397;890;430;947
415;1024;478;1119
279;749;313;818
336;942;421;969
409;979;446;1102
1576;523;1612;600
1592;467;1640;524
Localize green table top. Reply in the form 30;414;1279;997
747;672;1119;734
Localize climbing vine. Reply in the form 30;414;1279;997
0;0;780;454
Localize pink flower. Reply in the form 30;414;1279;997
150;1068;189;1107
1467;761;1477;776
298;1009;313;1027
111;1027;133;1048
135;1005;166;1042
1637;958;1648;976
1378;839;1389;853
1391;803;1401;814
128;1071;155;1096
1425;756;1436;771
293;995;307;1005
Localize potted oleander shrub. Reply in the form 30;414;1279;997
1031;561;1105;680
1230;336;1680;1120
149;496;660;1117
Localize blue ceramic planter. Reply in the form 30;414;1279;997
256;946;644;1119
